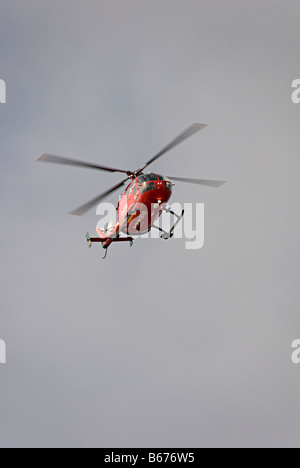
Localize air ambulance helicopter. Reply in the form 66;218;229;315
37;123;225;258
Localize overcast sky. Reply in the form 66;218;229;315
0;0;300;448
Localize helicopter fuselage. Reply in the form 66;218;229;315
119;173;173;235
100;173;173;246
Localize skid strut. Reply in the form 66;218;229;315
153;208;185;240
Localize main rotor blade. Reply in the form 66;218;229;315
70;178;129;216
168;176;226;188
37;154;131;175
140;123;207;172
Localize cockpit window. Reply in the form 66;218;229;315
139;182;155;194
127;185;133;196
165;181;173;191
157;174;164;181
137;173;158;185
137;175;147;185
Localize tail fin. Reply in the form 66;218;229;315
86;232;107;248
86;232;93;248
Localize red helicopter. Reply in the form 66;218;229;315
37;123;225;258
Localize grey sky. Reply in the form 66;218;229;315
0;0;300;448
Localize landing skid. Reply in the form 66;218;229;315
152;208;185;240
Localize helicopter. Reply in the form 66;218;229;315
37;123;225;258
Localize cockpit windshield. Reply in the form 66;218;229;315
137;173;158;185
